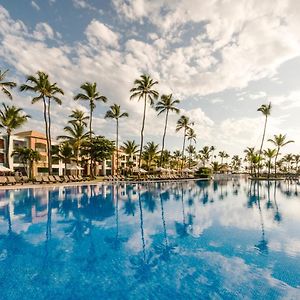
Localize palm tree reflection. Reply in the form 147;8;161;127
175;183;188;238
154;191;177;262
130;185;157;281
105;185;128;250
254;182;268;254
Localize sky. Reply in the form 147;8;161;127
0;0;300;157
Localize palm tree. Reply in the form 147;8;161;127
12;147;40;178
68;109;89;127
57;122;89;165
20;71;64;175
231;155;242;172
0;70;16;100
268;134;294;177
294;154;300;173
173;150;182;170
186;127;196;146
257;102;272;174
283;153;294;173
199;146;211;166
142;141;160;170
244;147;255;175
121;140;139;174
105;104;128;175
186;145;196;168
155;94;180;166
176;115;193;169
130;74;159;168
0;104;30;169
54;142;74;175
74;82;107;177
218;151;229;165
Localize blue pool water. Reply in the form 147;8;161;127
0;177;300;299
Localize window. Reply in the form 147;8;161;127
35;142;47;152
13;140;26;149
0;153;4;163
0;139;4;149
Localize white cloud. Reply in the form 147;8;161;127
31;1;40;11
85;20;119;48
33;23;55;41
72;0;96;11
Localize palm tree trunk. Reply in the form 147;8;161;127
274;147;280;178
181;128;186;170
160;110;169;167
139;95;147;168
47;98;53;175
64;161;67;176
6;130;11;170
116;118;119;176
258;115;268;177
29;161;33;179
268;160;271;178
42;97;50;175
89;103;93;178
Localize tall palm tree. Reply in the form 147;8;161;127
268;134;294;177
142;141;160;170
294;154;300;172
130;74;159;168
257;102;272;175
186;145;196;168
199;146;211;166
54;142;74;175
68;109;89;127
155;94;180;166
218;151;229;165
121;140;139;174
57;122;89;164
173;150;182;170
20;71;64;175
0;104;30;169
186;127;196;146
105;104;128;175
0;70;16;100
176;115;193;169
74;82;107;177
244;147;255;175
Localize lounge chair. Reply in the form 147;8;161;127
7;176;17;185
0;176;7;185
48;175;57;183
42;176;50;183
63;175;70;182
68;175;76;182
33;176;42;184
54;175;63;183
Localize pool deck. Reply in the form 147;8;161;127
0;177;209;191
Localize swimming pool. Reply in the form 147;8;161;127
0;178;299;299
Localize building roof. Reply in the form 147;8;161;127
15;131;46;139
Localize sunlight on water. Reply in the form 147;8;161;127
0;177;300;299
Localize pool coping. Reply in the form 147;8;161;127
0;177;210;191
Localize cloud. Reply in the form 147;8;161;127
33;23;55;41
72;0;96;11
85;20;119;48
31;1;40;11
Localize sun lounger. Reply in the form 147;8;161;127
7;176;17;185
21;176;30;184
63;175;70;182
42;176;50;183
33;176;42;184
68;175;77;182
54;175;63;183
0;176;7;185
48;175;57;183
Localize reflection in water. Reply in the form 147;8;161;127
0;177;300;298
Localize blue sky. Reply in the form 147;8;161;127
1;0;300;156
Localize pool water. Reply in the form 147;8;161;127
0;178;300;299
